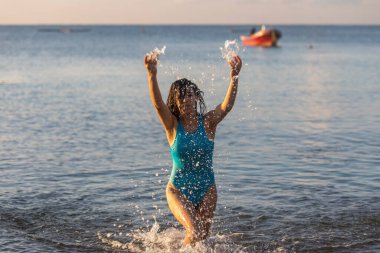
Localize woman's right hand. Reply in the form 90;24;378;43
228;54;242;78
144;53;158;76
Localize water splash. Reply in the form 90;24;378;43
220;40;239;61
98;221;247;253
153;45;166;56
147;45;166;61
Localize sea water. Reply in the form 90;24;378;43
1;25;380;252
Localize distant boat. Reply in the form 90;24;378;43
240;25;282;47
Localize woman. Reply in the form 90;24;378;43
144;52;242;245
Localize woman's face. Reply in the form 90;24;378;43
176;87;197;115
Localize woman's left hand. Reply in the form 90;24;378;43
144;52;158;76
228;55;242;77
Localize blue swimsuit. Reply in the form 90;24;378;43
169;115;215;206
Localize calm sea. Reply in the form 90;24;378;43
1;25;380;252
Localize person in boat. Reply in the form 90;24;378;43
144;53;242;245
248;25;266;37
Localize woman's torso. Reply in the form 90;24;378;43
169;115;215;172
168;114;215;202
167;113;215;147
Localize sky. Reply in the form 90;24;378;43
0;0;379;25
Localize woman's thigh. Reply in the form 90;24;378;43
166;182;202;231
197;184;217;222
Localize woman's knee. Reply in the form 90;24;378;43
197;221;210;239
202;219;212;238
186;217;206;238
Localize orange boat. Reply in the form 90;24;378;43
240;26;282;47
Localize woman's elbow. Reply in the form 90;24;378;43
222;104;233;115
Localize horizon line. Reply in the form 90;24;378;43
0;23;379;26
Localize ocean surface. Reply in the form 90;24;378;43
1;25;380;252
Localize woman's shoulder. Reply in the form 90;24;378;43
202;111;216;127
203;110;215;121
164;113;179;133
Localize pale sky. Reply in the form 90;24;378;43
1;0;379;25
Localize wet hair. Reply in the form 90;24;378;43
166;78;206;119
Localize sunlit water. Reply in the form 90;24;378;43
1;25;380;252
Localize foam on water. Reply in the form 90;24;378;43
98;221;247;253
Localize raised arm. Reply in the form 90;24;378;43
144;54;175;130
206;55;242;127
